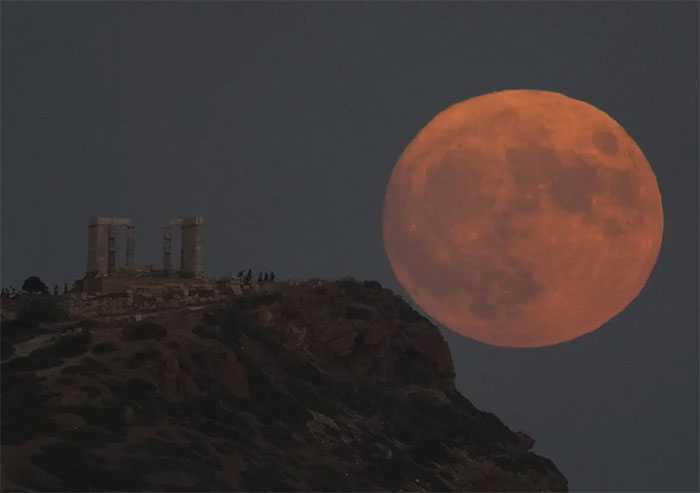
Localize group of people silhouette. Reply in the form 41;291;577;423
0;283;68;298
0;287;17;298
235;269;275;284
0;284;68;298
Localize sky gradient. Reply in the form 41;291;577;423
2;2;698;491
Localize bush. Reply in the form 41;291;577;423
92;342;118;354
192;325;220;340
121;323;167;341
16;298;67;327
1;322;41;359
22;276;49;294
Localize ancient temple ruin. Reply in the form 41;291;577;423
163;216;205;277
81;215;207;293
87;217;135;276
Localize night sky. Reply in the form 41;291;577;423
2;2;698;491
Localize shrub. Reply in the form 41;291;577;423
16;298;67;327
121;323;167;341
22;276;49;294
192;325;220;340
92;342;118;354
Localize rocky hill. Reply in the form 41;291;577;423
1;279;568;491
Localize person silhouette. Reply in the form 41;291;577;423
245;269;252;283
263;273;269;282
270;270;275;282
53;284;58;296
257;272;263;283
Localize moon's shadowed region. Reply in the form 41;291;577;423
383;90;664;348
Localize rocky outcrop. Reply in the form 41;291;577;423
1;278;568;492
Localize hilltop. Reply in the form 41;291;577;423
1;278;568;491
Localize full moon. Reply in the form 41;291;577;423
383;90;663;348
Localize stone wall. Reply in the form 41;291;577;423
60;285;226;320
61;280;291;320
82;274;214;295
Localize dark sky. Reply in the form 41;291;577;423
2;2;698;491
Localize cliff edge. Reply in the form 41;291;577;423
1;279;568;491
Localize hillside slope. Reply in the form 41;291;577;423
1;279;568;491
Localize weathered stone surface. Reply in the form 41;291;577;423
50;413;86;429
87;217;134;277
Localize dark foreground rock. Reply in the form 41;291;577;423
1;279;568;491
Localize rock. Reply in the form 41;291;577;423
51;413;87;429
159;351;183;397
515;431;536;451
403;387;451;406
58;389;91;406
124;406;136;425
0;279;568;492
210;350;248;398
322;320;358;357
259;307;275;327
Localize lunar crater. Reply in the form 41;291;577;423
549;162;600;213
591;130;619;155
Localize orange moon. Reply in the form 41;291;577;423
383;90;663;348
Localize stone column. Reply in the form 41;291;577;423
181;216;205;278
163;227;173;271
107;225;116;273
87;218;109;276
126;226;135;268
180;230;185;274
87;223;99;274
